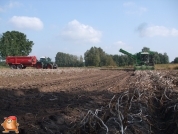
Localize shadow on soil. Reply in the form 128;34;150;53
0;87;115;134
0;87;178;134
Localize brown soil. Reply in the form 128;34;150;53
0;69;133;134
0;69;178;134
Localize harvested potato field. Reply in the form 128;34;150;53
0;68;178;134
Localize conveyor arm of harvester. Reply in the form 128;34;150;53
119;49;136;60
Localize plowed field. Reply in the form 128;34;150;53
0;68;178;134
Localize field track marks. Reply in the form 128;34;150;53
42;71;133;93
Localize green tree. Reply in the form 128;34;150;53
98;47;107;66
0;31;34;58
79;55;84;67
47;57;52;62
163;53;169;64
84;47;117;67
174;57;178;63
153;52;160;64
112;55;119;66
55;52;84;67
84;47;100;66
105;55;116;66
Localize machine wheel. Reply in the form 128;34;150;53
53;63;58;69
10;65;17;69
17;64;23;69
36;62;42;69
47;64;53;69
53;66;57;69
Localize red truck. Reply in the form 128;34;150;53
6;56;57;69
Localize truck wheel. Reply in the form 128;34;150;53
53;65;57;69
36;62;42;69
17;64;23;69
10;65;17;69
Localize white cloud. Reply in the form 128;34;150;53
0;7;4;12
0;1;22;12
7;1;22;8
123;2;135;7
114;41;132;50
137;25;178;37
9;16;44;31
61;20;102;44
171;28;178;36
144;26;169;37
123;2;147;15
104;41;132;55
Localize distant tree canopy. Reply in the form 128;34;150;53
84;47;116;67
55;52;84;67
112;54;134;66
47;57;52;62
0;31;34;58
174;57;178;63
153;52;169;64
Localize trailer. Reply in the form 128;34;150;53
6;56;57;69
6;56;37;69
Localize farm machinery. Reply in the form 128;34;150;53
119;48;155;70
6;56;58;69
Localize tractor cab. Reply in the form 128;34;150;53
39;56;47;62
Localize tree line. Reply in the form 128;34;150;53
55;52;84;67
83;47;169;67
0;30;178;67
84;47;116;67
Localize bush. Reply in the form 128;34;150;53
0;61;8;68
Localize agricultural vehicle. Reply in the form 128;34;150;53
119;48;155;70
6;56;58;69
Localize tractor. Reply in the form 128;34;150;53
36;56;58;69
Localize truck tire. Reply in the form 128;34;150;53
53;63;58;69
53;65;57;69
17;64;23;69
53;66;57;69
22;66;26;69
10;65;17;69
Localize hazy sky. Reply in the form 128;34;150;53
0;0;178;61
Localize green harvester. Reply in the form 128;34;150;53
119;48;155;70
